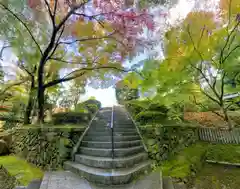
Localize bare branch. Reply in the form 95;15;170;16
190;63;220;100
220;21;240;64
187;25;205;62
225;101;235;110
0;80;28;96
44;0;53;18
53;0;58;17
43;66;129;88
199;86;220;105
48;25;65;59
0;45;10;60
220;72;227;102
0;3;43;55
56;1;88;32
49;57;89;65
222;44;240;63
19;64;33;77
59;33;114;45
192;95;224;118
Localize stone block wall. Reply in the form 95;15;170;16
11;127;85;170
139;125;198;163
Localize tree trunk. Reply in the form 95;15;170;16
24;78;35;125
222;107;233;130
24;90;34;124
37;85;45;124
37;63;45;124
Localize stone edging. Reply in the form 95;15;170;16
71;110;99;161
206;160;240;167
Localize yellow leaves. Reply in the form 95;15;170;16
99;56;109;65
220;0;240;18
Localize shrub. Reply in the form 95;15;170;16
80;99;101;114
161;143;208;181
135;111;166;124
52;112;91;125
83;99;101;109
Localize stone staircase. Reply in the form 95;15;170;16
64;106;151;185
15;106;185;189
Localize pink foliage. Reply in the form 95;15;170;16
27;0;156;52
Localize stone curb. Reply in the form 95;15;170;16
206;160;240;167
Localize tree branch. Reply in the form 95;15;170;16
56;1;88;32
199;85;221;105
220;72;227;102
44;66;129;88
59;32;114;45
0;3;43;55
48;25;65;59
220;21;240;64
49;57;89;65
222;44;240;63
192;95;224;118
190;63;220;100
43;0;55;27
0;45;10;60
0;80;28;96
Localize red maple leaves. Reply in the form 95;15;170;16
27;0;155;53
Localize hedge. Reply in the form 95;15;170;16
52;112;91;125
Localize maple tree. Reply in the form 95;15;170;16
158;1;240;129
0;0;155;123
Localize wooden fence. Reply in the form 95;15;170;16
198;128;240;144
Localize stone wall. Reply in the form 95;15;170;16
139;125;198;163
11;126;85;170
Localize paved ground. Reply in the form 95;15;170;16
40;171;162;189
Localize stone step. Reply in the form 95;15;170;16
64;160;151;185
89;127;136;132
113;128;137;132
79;146;144;157
75;152;148;168
81;140;143;148
83;135;140;142
163;176;175;189
86;131;138;136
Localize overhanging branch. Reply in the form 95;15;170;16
43;66;129;88
0;3;43;55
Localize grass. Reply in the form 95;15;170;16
192;164;240;189
160;142;240;179
160;143;208;179
206;144;240;164
0;156;43;186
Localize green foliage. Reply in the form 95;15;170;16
161;143;208;179
115;75;140;105
12;127;83;170
135;111;166;124
140;125;198;162
52;112;91;125
80;99;101;114
0;156;43;186
206;144;240;163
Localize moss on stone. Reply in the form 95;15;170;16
160;143;208;179
0;156;43;186
206;143;240;163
